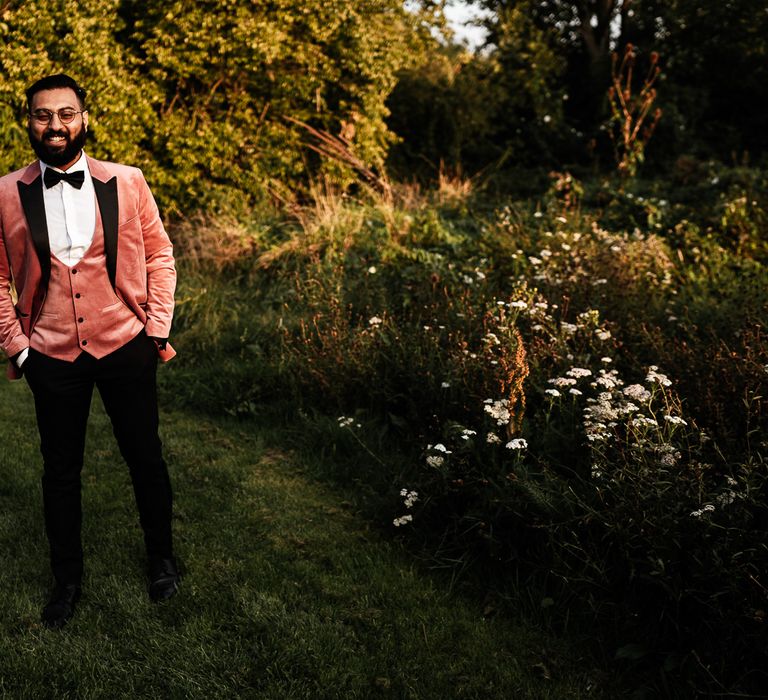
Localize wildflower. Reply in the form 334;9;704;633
430;443;451;453
555;216;567;223
545;389;561;397
664;415;687;426
426;455;444;468
566;367;592;379
505;438;528;450
367;266;377;274
543;115;552;124
400;489;419;508
509;300;528;309
561;322;578;335
484;399;511;426
486;433;501;444
528;256;542;266
441;381;450;389
533;211;543;218
646;366;672;387
460;429;477;440
462;275;474;285
592;278;608;286
540;249;552;258
549;377;577;387
631;416;658;428
368;316;383;327
393;515;413;527
659;453;677;467
690;504;715;518
623;384;651;402
595;329;611;340
569;388;583;396
601;357;612;364
337;416;355;428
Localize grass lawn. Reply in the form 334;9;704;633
0;377;614;699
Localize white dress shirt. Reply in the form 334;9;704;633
40;151;96;265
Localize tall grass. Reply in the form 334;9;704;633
165;167;768;695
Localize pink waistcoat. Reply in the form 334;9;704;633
30;206;144;361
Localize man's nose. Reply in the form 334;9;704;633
49;112;64;127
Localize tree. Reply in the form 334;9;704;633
0;0;430;213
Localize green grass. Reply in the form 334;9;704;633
0;377;614;699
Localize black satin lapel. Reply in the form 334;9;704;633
93;176;119;288
17;178;51;290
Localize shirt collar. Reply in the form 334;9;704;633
39;150;89;177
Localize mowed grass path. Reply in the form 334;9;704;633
0;378;608;699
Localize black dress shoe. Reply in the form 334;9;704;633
41;583;81;629
148;556;181;602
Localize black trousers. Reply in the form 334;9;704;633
24;331;173;585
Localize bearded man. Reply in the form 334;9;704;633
0;74;180;629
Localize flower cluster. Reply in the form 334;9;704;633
393;488;419;527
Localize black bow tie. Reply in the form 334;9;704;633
44;168;85;190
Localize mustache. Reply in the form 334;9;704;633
43;129;69;139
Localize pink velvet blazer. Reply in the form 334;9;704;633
0;156;176;379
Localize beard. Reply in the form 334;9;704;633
28;123;87;168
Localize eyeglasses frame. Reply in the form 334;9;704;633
28;108;88;125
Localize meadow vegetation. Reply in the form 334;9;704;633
166;164;768;696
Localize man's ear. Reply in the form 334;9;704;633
83;111;89;132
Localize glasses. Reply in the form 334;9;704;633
29;108;86;125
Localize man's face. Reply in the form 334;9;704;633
27;87;89;170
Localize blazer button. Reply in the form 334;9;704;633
82;340;88;346
71;269;78;274
78;317;84;323
75;293;81;298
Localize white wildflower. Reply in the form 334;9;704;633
505;438;528;450
486;432;501;444
690;504;715;518
509;300;528;309
596;329;611;340
441;382;451;389
337;416;355;428
545;389;561;397
400;489;419;508
623;384;651;402
367;266;377;274
566;367;592;379
484;399;511;426
460;429;477;440
561;322;578;335
368;316;383;327
601;357;613;364
426;455;444;468
664;415;687;426
393;515;413;527
631;416;658;428
569;388;583;396
646;366;672;387
549;377;577;387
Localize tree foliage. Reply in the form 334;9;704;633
0;0;428;212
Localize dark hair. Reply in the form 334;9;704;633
26;74;87;110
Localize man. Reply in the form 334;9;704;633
0;74;180;629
